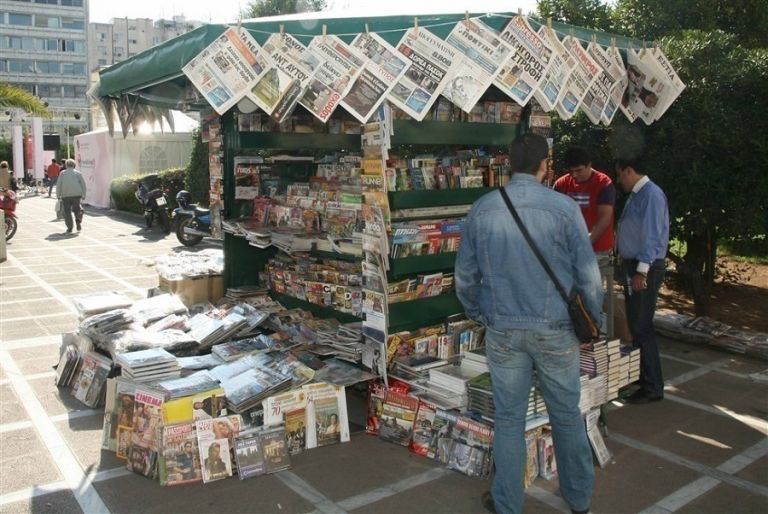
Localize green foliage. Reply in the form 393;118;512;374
0;82;48;115
536;0;613;31
242;0;326;18
183;129;210;207
110;168;185;215
0;139;11;164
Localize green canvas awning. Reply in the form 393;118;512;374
97;11;646;109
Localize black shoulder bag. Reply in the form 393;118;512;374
499;187;600;343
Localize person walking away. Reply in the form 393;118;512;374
47;158;61;197
615;156;669;404
56;159;86;234
456;134;602;514
0;161;11;190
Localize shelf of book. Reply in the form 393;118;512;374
238;132;361;151
391;120;520;146
387;252;457;279
270;293;361;324
388;187;495;210
387;292;464;333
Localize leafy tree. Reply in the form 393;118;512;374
0;139;11;164
0;82;48;116
242;0;326;18
536;0;613;31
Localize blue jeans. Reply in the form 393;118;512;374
485;327;594;514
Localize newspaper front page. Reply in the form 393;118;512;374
182;27;269;115
601;46;629;125
623;49;675;125
388;27;459;121
556;36;600;120
342;32;411;123
494;16;553;107
248;33;316;122
534;26;576;112
644;47;685;120
301;35;365;122
443;18;513;113
583;42;617;125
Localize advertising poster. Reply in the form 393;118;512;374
622;49;675;125
582;42;616;125
342;32;411;123
556;36;600;120
302;35;365;122
182;27;268;115
443;18;513;113
248;33;316;123
534;26;576;112
389;27;458;121
494;16;553;107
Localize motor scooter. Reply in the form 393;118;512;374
135;174;171;234
173;190;212;246
1;187;18;241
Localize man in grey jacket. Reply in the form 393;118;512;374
56;159;87;233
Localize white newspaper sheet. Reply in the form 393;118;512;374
494;16;553;107
534;26;576;112
442;18;513;113
601;45;629;125
389;27;459;121
643;47;685;120
342;32;411;123
583;42;616;125
556;36;600;120
182;27;269;115
623;49;675;125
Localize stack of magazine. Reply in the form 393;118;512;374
116;348;181;382
71;351;112;408
221;364;292;413
156;372;221;400
55;342;84;387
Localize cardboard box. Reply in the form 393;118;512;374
209;275;224;303
158;274;210;307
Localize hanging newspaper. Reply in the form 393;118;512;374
587;43;627;125
388;27;458;121
443;18;513;113
556;36;600;120
342;32;411;123
248;33;316;123
494;16;553;107
643;47;685;120
302;35;365;122
182;27;269;115
623;49;675;125
583;42;617;125
534;26;576;112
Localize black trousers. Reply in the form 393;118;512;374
62;196;83;231
622;259;666;396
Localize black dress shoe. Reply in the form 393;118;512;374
624;389;663;404
481;491;497;514
571;508;591;514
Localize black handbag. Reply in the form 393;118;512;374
499;187;600;343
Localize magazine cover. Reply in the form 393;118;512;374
556;36;600;120
342;32;411;123
131;387;165;451
126;444;157;478
159;422;202;486
534;26;576;111
303;382;350;448
312;396;341;447
410;399;438;457
248;33;315;123
234;157;263;200
431;409;459;463
262;427;291;473
366;381;387;435
302;35;365;122
389;27;458;121
234;431;266;479
442;18;513;113
73;351;111;408
182;27;269;115
494;16;553;107
448;416;494;478
116;425;132;460
378;390;419;446
285;407;308;454
102;378;135;451
195;418;235;483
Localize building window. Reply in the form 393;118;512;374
37;61;60;74
62;0;85;6
129;39;138;44
0;61;5;73
97;59;107;66
97;45;107;54
35;15;61;28
9;60;35;73
61;17;84;30
114;46;124;55
9;13;33;26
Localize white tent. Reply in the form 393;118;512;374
73;111;198;208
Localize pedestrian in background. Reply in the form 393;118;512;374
615;155;669;404
56;159;86;234
455;133;601;514
47;158;61;197
0;161;11;190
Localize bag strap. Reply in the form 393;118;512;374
498;187;570;304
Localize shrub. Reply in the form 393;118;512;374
183;129;209;206
109;168;186;215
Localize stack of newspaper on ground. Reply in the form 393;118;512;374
116;348;181;382
622;345;641;385
579;373;608;413
72;291;133;319
156;372;221;400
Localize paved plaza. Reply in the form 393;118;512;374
0;195;766;513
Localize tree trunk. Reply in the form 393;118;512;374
684;231;714;317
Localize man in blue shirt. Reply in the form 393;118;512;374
615;156;669;403
456;134;601;514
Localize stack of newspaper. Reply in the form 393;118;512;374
427;363;482;409
579;373;608;413
55;343;84;387
605;339;622;399
461;347;489;375
621;345;641;385
71;351;112;408
116;348;180;382
467;372;494;421
71;291;133;319
187;311;248;349
80;309;134;338
221;366;292;413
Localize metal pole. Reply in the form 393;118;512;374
66;127;70;159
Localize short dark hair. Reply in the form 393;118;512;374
563;147;591;168
510;134;549;175
615;155;646;174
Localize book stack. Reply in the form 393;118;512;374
212;336;271;362
72;291;133;319
156;372;221;400
55;343;83;387
187;311;248;349
579;373;608;413
467;372;494;422
221;366;292;413
579;340;608;377
116;348;180;382
622;345;641;385
605;339;622;400
619;354;631;389
80;308;134;339
427;364;481;409
461;347;488;375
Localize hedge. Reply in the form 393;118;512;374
110;168;185;215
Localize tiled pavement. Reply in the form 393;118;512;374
1;195;767;513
